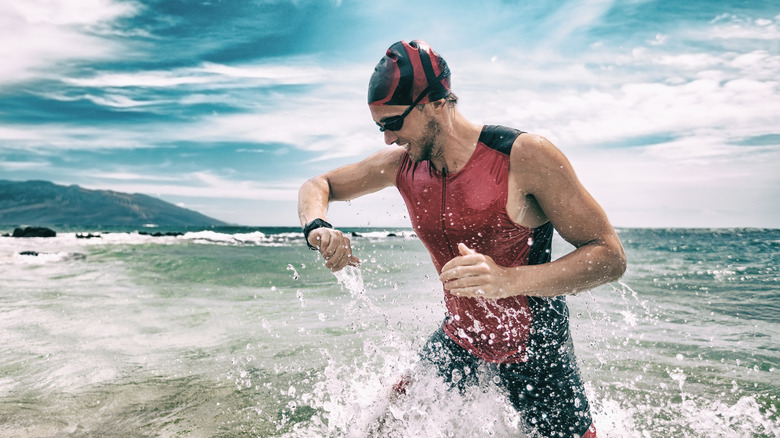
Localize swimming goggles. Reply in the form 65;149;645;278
376;67;450;132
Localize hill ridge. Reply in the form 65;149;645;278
0;180;228;226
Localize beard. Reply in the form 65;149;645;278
409;118;442;163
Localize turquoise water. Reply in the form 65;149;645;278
0;227;778;437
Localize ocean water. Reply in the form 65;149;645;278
0;227;778;437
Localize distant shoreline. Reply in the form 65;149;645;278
2;225;779;235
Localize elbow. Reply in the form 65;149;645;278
616;253;627;280
584;237;627;284
299;175;331;199
591;238;626;284
298;176;314;195
609;247;627;282
300;175;324;190
601;233;627;282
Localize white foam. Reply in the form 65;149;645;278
0;230;287;260
277;266;534;436
589;388;780;437
183;230;268;245
354;230;418;240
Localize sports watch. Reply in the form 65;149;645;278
302;218;333;250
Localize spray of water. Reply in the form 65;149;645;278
279;266;534;437
270;265;780;437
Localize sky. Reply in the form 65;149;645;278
1;0;778;228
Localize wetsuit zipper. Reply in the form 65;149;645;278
440;168;455;259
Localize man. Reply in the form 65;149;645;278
298;40;626;437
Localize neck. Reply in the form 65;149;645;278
430;109;482;174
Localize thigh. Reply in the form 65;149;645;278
419;327;482;392
498;345;593;436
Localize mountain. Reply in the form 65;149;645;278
0;180;228;227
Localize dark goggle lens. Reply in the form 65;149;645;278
378;116;404;132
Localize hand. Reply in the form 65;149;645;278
308;227;360;272
439;243;510;299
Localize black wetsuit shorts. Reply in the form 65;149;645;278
420;326;593;438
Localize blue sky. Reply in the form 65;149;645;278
1;0;778;227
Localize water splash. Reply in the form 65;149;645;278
576;281;780;438
277;266;535;437
332;265;364;295
286;264;300;280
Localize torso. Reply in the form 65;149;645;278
395;125;570;363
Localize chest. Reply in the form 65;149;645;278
406;162;506;236
398;146;532;268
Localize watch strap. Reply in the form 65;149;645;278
302;218;333;250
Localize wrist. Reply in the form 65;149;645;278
302;218;333;250
496;265;530;298
497;265;513;298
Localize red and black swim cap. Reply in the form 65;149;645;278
368;40;452;106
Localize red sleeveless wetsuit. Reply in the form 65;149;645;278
396;125;566;363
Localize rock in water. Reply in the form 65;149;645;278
12;227;57;238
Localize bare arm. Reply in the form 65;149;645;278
440;134;626;297
298;147;405;271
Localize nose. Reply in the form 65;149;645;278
383;130;398;145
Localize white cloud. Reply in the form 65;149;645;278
157;63;378;158
27;89;169;110
0;126;46;141
0;124;145;150
710;13;780;40
445;11;780;228
0;0;138;84
535;0;617;53
569;138;780;228
458;37;780;151
190;105;375;156
2;1;778;227
199;62;332;84
63;71;215;88
653;52;725;69
0;160;49;171
88;172;182;182
8;0;137;26
61;60;339;89
86;171;300;202
649;34;667;46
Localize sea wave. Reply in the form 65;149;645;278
0;229;419;266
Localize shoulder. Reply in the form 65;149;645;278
510;133;569;169
369;146;407;170
360;146;407;184
354;145;406;167
509;133;578;192
478;125;523;155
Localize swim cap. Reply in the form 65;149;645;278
368;40;451;106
